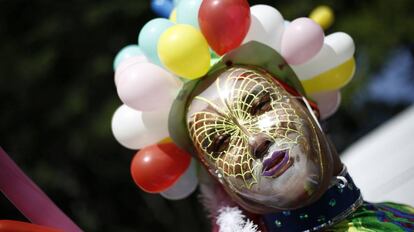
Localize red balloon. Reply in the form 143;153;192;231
130;143;191;193
198;0;251;55
0;220;62;232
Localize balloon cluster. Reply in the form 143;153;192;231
111;1;356;199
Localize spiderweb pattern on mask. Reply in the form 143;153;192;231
188;67;305;189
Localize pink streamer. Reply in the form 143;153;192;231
0;147;82;232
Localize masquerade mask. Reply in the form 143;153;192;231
185;65;334;209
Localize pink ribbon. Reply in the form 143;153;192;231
0;147;82;232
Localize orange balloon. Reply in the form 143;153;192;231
0;220;62;232
130;143;191;193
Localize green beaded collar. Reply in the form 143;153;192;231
262;168;363;231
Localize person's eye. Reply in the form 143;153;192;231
250;92;272;116
241;85;261;104
207;133;231;154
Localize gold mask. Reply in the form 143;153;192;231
186;66;334;212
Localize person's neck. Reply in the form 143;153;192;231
262;162;362;232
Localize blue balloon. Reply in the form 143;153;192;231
176;0;202;28
138;18;174;66
113;45;143;70
151;0;174;18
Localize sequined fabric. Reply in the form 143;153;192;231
328;201;414;232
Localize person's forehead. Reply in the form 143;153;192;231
187;68;280;117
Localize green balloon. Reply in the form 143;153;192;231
113;45;143;70
138;18;174;67
176;0;202;28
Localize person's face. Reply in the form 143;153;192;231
186;66;334;211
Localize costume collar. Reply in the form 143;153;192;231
262;169;363;232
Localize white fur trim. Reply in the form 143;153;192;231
216;206;260;232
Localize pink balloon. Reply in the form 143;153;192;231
311;90;341;120
114;56;148;86
116;62;182;111
281;17;324;65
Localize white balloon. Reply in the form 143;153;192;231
311;90;341;119
160;159;198;200
292;32;355;80
243;5;285;52
242;14;267;44
116;61;182;111
284;20;290;27
114;56;148;86
111;105;167;149
142;108;170;139
325;32;355;61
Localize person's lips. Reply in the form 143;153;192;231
262;150;290;177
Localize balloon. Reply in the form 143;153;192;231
116;61;182;111
142;108;169;138
302;58;356;94
111;105;170;149
151;0;174;18
161;158;198;200
292;32;355;80
113;45;143;70
176;0;202;28
242;14;266;44
284;20;291;27
311;90;341;119
0;148;82;232
159;137;173;144
0;220;62;232
281;17;324;65
158;24;210;79
309;5;334;30
198;0;251;55
138;18;174;66
210;57;221;66
210;50;221;66
114;55;148;86
130;143;191;193
169;8;177;22
243;5;284;52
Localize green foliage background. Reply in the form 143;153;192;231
0;0;413;231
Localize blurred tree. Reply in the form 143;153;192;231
0;0;412;231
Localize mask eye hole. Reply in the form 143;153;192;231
249;92;272;116
207;133;231;155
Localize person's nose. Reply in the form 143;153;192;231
248;133;273;159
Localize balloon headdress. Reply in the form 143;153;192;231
111;0;355;200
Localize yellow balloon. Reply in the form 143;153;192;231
302;58;355;94
158;24;211;80
159;137;172;144
169;9;177;23
309;5;334;30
